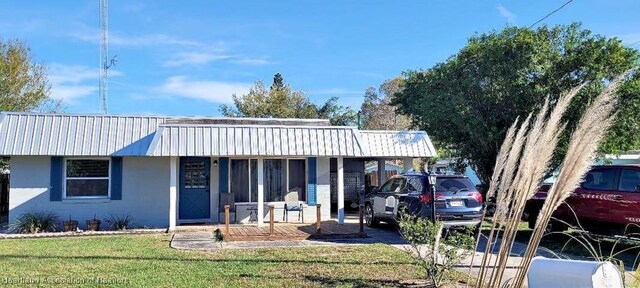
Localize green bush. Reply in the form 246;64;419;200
8;211;59;233
104;215;132;230
398;212;474;287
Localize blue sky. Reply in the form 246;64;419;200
1;1;638;116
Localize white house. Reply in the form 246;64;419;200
0;112;436;230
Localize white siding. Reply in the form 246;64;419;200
317;157;331;220
8;156;171;229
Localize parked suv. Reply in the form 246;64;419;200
364;172;484;228
525;165;640;234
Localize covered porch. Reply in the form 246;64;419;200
150;121;436;230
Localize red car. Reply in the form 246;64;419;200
525;165;640;234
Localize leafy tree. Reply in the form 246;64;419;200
393;23;640;185
360;77;411;130
1;39;62;169
0;39;61;112
220;73;357;126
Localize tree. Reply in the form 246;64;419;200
393;23;640;186
0;39;61;112
360;77;411;130
220;73;357;126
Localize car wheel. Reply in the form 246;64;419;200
365;204;379;227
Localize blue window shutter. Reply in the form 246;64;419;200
219;157;229;194
111;157;123;200
307;157;317;205
50;157;63;201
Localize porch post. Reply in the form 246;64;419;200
257;158;264;227
169;156;178;230
377;159;386;185
337;157;345;224
403;157;413;172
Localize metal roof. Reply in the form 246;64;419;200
0;112;436;158
147;124;367;157
359;130;436;158
0;112;166;156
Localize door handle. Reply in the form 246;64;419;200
612;195;623;200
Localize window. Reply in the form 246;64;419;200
581;169;618;191
406;176;425;192
618;169;640;192
184;161;207;189
65;159;110;198
230;158;308;203
230;159;258;203
436;178;474;193
380;178;406;193
264;159;286;202
288;159;306;202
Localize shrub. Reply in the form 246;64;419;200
104;215;132;230
213;228;224;242
8;211;59;233
398;212;474;287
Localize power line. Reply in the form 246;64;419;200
529;0;574;28
629;40;640;47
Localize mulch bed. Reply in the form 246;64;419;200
0;228;167;240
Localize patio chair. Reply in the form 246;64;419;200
283;190;304;223
219;193;237;224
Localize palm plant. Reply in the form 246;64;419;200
7;211;59;233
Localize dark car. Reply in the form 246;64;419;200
364;172;484;228
525;165;640;234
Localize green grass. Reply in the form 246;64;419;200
0;234;425;287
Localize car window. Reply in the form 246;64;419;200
618;169;640;192
581;169;617;191
379;178;397;192
389;178;406;192
436;178;475;193
406;177;425;192
380;178;406;193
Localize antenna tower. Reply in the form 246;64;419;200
99;0;116;114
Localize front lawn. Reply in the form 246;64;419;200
0;234;424;287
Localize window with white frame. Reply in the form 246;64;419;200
230;158;306;203
65;159;110;198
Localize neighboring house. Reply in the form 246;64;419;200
432;158;482;185
0;112;436;230
365;161;404;186
601;151;640;165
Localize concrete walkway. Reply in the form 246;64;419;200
170;222;404;250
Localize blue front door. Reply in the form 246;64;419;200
179;157;211;220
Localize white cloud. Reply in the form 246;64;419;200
71;30;203;47
163;52;232;67
48;63;122;103
231;57;271;65
164;53;271;67
159;76;251;103
497;4;516;24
